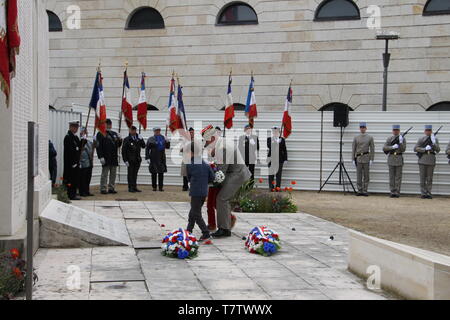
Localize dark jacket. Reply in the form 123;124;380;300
49;140;57;172
145;135;170;174
122;135;146;164
96;130;122;166
267;136;288;166
63;131;81;182
186;159;215;197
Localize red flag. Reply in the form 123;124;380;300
224;74;234;129
121;70;133;128
0;0;21;104
282;85;293;139
137;72;148;130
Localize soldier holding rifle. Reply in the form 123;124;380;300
414;125;442;199
383;125;411;198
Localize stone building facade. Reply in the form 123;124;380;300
45;0;450;113
0;1;51;243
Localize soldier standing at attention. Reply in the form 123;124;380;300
122;126;146;193
383;125;406;198
352;122;375;196
238;124;260;182
63;120;82;200
414;125;440;199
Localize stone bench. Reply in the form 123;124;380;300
348;230;450;300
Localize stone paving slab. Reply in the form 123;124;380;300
32;200;393;300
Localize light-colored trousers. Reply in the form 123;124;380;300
419;164;435;196
389;165;403;196
356;162;370;193
100;165;117;192
216;182;241;230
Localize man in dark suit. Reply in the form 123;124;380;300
122;126;146;193
267;126;288;190
49;140;57;186
238;124;260;181
63;120;82;200
96;119;122;194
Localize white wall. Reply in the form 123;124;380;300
46;0;450;113
0;1;51;236
72;107;450;195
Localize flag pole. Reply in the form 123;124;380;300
118;60;128;135
165;70;175;137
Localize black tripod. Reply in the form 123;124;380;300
319;126;356;194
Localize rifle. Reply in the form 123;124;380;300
416;125;443;158
384;126;413;155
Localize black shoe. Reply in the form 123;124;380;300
101;191;108;195
212;229;231;238
199;233;211;241
356;192;363;196
389;194;396;198
134;188;142;193
108;190;117;194
182;187;189;192
79;193;88;197
159;188;164;192
129;189;136;193
70;196;81;201
87;193;95;197
421;195;428;199
152;188;157;192
427;195;433;199
362;193;369;197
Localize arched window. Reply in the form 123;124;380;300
314;0;360;21
318;102;354;112
47;10;63;32
426;101;450;111
217;2;258;25
423;0;450;16
220;103;246;111
125;7;165;30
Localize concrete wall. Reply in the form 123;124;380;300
0;1;51;237
46;0;450;113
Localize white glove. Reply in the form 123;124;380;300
392;144;399;150
72;164;77;168
249;139;256;145
117;133;121;139
284;160;288;165
370;160;374;166
147;159;151;164
100;158;106;165
399;135;404;144
125;161;130;167
138;134;143;140
353;160;356;167
425;145;432;151
431;134;436;145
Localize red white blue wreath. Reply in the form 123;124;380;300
161;228;199;259
244;226;281;256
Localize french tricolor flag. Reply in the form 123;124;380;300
89;70;107;136
224;74;234;129
282;85;293;139
121;69;133;129
245;75;257;127
137;72;148;130
167;76;181;132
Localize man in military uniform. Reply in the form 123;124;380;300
122;126;146;193
352;122;375;196
63;120;82;200
267;126;288;190
414;125;440;199
146;127;170;192
238;124;260;182
383;125;406;198
96;119;122;194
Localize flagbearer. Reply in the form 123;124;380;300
267;126;288;190
352;122;375;196
146;127;171;192
181;127;195;191
414;125;440;199
122;126;146;193
383;125;406;198
239;124;259;181
96;119;122;194
63;120;82;200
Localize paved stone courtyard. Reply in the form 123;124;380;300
32;201;392;300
